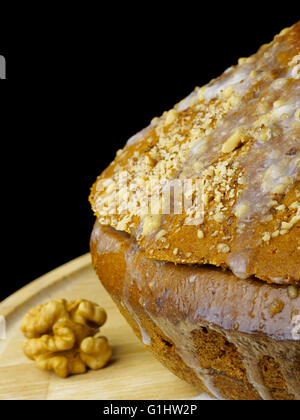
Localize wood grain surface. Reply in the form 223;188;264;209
0;254;210;400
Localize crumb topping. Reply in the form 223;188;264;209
90;23;300;284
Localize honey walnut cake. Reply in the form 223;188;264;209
90;22;300;400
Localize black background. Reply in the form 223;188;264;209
1;7;298;301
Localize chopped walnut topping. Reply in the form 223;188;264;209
164;109;178;126
272;176;292;195
270;299;285;317
288;286;299;299
217;243;230;254
276;204;286;212
272;230;280;238
276;201;300;237
155;229;167;241
222;128;245;154
197;229;204;239
262;233;271;242
143;215;162;236
235;203;249;218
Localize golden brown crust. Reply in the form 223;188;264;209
90;22;300;285
90;223;299;340
138;185;300;285
90;222;300;400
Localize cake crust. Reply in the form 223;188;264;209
90;221;300;400
90;23;300;285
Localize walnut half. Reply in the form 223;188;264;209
20;299;112;378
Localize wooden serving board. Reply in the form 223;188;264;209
0;254;209;400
